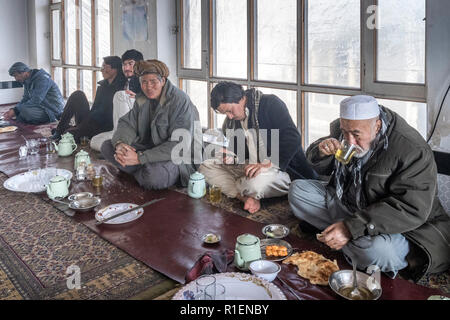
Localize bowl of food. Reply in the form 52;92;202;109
249;260;281;282
202;233;221;244
329;270;382;300
262;224;290;239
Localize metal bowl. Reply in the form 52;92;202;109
69;197;101;212
262;224;290;239
329;270;382;300
68;192;93;202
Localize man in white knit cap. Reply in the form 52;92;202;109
289;95;450;282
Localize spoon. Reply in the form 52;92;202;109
349;256;362;299
52;197;76;217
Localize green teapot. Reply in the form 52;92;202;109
74;150;91;169
46;175;70;200
234;234;262;271
188;172;206;199
53;138;77;157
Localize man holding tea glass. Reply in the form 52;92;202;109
289;95;450;282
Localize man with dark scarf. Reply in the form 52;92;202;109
289;95;450;281
199;81;317;214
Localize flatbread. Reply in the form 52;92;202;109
0;126;18;134
282;251;339;286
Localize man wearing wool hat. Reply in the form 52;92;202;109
3;62;64;124
289;95;450;282
101;59;202;190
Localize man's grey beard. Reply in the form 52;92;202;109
354;148;370;158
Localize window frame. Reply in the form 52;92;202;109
176;0;427;147
49;0;113;100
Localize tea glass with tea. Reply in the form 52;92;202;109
209;185;222;204
80;136;90;149
335;140;357;165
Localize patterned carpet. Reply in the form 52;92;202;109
0;173;176;300
174;186;450;295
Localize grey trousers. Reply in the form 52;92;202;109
16;106;51;125
101;140;180;190
288;180;410;278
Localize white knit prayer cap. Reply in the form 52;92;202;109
340;95;380;120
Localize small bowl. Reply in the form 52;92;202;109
329;270;382;300
68;192;93;202
202;233;221;244
249;260;281;282
262;224;290;239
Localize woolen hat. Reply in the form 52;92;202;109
8;62;31;76
134;60;170;78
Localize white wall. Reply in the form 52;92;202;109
156;0;178;85
426;0;450;152
0;0;29;104
112;0;158;62
111;0;178;84
28;0;51;73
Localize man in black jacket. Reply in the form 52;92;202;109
51;56;126;142
199;81;317;213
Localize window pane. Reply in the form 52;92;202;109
97;0;111;66
377;0;425;83
256;0;297;83
378;99;426;138
255;87;297;126
183;80;208;128
182;0;202;69
66;69;78;97
52;10;61;60
214;0;247;79
81;0;92;66
66;0;77;65
306;93;348;146
53;67;63;93
306;0;360;88
82;70;93;102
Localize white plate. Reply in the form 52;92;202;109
3;168;73;193
172;272;287;300
95;203;144;225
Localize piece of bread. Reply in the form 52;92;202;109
282;251;339;286
0;126;18;134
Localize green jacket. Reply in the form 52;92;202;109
112;80;202;187
307;107;450;280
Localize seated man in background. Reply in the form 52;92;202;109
289;95;450;281
51;56;126;143
90;49;144;151
101;60;202;190
199;81;317;214
3;62;64;125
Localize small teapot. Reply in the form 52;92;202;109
234;234;262;271
53;139;77;157
46;175;70;200
188;171;206;199
74;150;91;170
61;132;76;144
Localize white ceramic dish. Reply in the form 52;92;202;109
172;272;286;300
249;260;281;282
95;203;144;225
3;168;73;193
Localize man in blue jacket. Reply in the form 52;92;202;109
3;62;64;124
